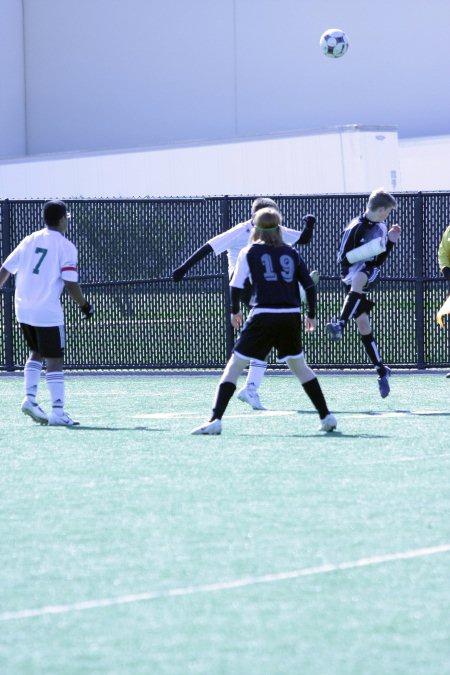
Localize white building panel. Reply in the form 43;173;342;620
0;126;399;198
398;136;450;191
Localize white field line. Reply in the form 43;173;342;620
356;453;450;465
1;544;449;622
133;411;294;419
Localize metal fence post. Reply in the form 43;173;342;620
220;196;234;359
1;199;15;371
414;192;425;369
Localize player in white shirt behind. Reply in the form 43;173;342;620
172;197;319;410
0;200;93;426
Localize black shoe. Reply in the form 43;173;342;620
326;320;343;341
377;367;391;398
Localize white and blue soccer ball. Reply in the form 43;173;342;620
319;28;349;59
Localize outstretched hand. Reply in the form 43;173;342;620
388;224;401;243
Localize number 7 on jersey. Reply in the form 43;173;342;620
33;247;48;274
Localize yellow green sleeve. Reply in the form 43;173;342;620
438;224;450;271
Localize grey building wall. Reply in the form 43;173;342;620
0;0;26;158
2;0;449;159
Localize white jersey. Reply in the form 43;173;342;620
208;219;303;277
3;228;79;327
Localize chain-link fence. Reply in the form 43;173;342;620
1;194;449;371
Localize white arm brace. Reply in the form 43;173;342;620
346;236;386;264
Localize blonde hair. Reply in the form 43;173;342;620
252;207;283;247
367;188;397;211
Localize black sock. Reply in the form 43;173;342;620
211;382;236;421
360;333;385;374
339;291;363;324
302;377;329;420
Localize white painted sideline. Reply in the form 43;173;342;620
1;544;449;622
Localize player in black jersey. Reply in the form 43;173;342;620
191;207;336;435
326;189;401;398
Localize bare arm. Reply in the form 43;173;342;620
64;280;87;307
0;266;11;287
64;280;94;319
296;214;316;246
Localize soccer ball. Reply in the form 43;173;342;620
319;28;349;59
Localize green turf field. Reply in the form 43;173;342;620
1;373;450;675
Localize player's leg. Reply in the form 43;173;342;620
215;353;249;418
355;312;391;398
24;351;43;403
19;324;48;424
239;359;268;410
286;355;337;431
192;314;273;434
276;314;336;431
38;326;79;426
46;358;79;425
326;270;369;340
191;353;249;434
238;279;268;410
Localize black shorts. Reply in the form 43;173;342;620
343;286;375;318
342;263;381;289
20;324;65;358
233;312;303;362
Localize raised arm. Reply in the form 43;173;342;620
374;223;400;266
438;225;450;282
172;243;213;282
296;214;316;246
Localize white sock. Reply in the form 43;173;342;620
245;361;268;390
46;371;65;414
24;359;42;403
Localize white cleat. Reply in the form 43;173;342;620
48;411;80;427
237;386;267;411
21;398;48;425
319;413;337;432
191;419;222;435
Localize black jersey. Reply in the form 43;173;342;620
231;242;316;317
337;213;393;277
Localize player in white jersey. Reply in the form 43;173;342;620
172;197;318;410
0;200;93;426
